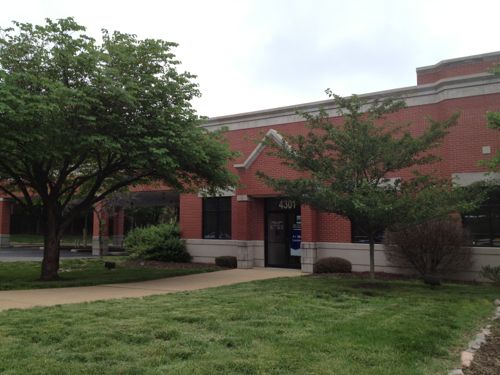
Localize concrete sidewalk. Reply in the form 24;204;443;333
0;268;301;312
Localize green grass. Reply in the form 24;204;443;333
0;258;218;290
0;276;498;374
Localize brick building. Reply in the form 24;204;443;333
0;51;499;278
180;51;500;277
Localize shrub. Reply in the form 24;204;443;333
215;256;237;268
480;265;500;284
314;257;352;274
124;223;191;262
384;217;471;277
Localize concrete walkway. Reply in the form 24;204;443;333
0;268;301;312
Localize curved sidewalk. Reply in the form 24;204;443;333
0;268;301;312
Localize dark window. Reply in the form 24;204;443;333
203;197;231;239
351;220;384;244
462;188;500;247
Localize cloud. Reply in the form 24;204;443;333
1;0;500;117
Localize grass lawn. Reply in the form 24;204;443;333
0;258;219;290
0;276;498;375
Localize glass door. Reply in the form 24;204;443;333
265;198;301;268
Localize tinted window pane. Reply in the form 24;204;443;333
463;210;491;246
203;198;218;212
202;197;231;240
218;212;232;240
492;206;500;247
203;212;218;239
462;188;500;247
218;197;231;211
351;220;384;244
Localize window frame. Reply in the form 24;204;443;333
202;197;232;240
462;189;500;247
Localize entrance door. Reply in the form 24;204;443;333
265;198;301;268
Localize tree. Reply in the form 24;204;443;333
480;65;500;172
259;91;478;279
0;18;236;280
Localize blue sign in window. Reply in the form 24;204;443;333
291;215;301;256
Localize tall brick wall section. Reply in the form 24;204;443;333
417;57;500;85
0;200;11;235
181;92;500;243
179;194;202;239
249;199;265;241
301;205;318;242
318;212;351;243
146;55;500;245
232;197;250;240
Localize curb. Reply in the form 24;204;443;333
448;299;500;375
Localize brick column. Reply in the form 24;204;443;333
92;202;109;255
233;195;254;268
300;204;318;273
179;193;202;239
112;207;125;247
0;198;12;248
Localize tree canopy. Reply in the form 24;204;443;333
259;91;479;278
0;18;235;280
483;65;500;171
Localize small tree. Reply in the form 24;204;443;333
0;18;236;280
259;91;478;279
384;217;472;277
479;65;500;171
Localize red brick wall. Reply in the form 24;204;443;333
179;194;202;239
417;58;500;85
249;199;265;241
179;92;500;243
318;213;351;242
301;204;318;242
0;200;11;235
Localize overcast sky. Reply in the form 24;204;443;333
1;1;500;117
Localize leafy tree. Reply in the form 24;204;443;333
0;18;235;280
259;91;479;279
480;65;500;171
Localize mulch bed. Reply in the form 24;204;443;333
122;259;222;270
464;320;500;375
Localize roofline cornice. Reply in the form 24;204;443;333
416;50;500;72
202;72;500;132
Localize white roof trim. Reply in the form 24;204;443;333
197;187;235;198
234;129;287;170
203;72;500;132
416;50;500;72
452;172;500;187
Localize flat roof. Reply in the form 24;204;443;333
416;50;500;72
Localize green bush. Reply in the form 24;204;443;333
480;265;500;285
215;256;237;268
314;257;352;274
124;223;191;262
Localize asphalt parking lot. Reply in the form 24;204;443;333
0;247;94;262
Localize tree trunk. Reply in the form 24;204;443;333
40;208;62;281
368;234;375;280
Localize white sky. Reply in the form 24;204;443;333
1;0;500;117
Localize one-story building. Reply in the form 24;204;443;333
0;51;499;279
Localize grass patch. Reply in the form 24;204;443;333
0;258;218;290
0;276;498;374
